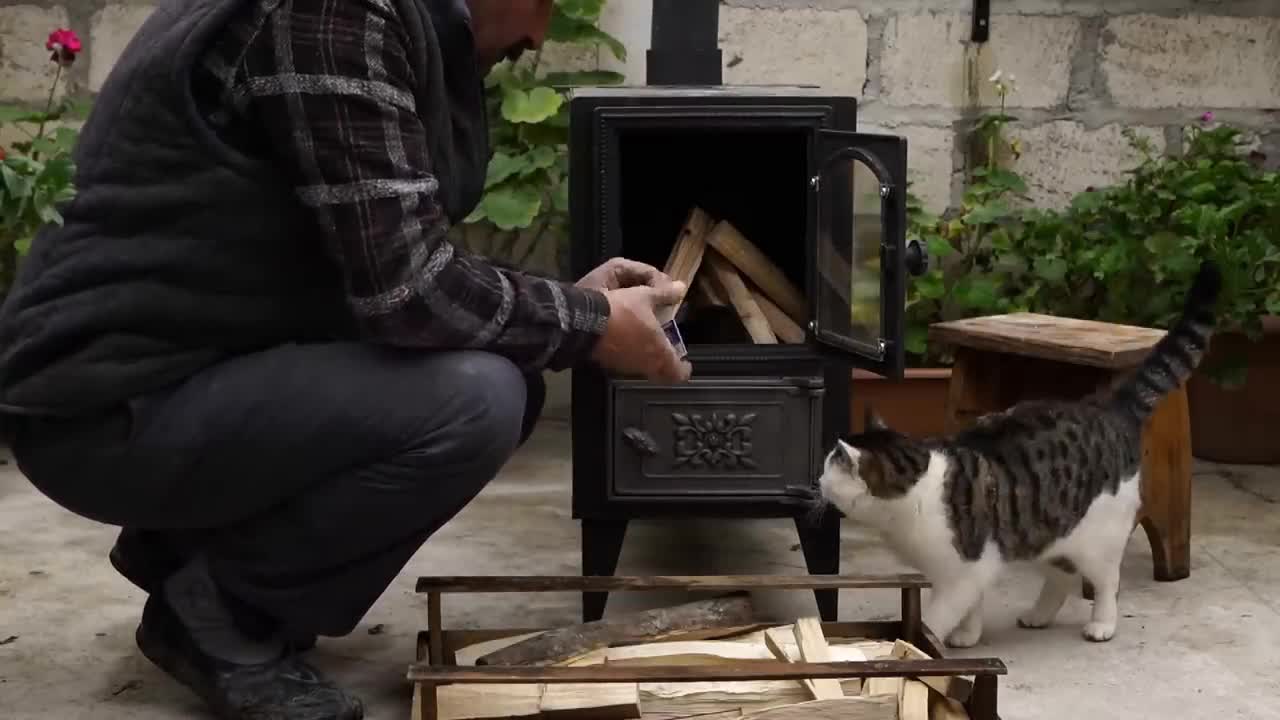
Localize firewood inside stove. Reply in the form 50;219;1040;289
659;207;809;346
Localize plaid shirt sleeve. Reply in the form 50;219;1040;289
212;0;609;372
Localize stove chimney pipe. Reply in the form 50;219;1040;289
646;0;722;86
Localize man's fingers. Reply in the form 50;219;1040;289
648;279;687;307
612;259;669;288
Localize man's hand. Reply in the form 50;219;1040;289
576;258;671;293
592;281;693;384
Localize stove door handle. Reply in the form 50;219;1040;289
621;427;660;457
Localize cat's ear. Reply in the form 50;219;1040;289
835;438;857;462
865;405;890;431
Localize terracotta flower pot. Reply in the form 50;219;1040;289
1187;317;1280;465
849;367;952;437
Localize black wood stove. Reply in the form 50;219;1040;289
566;1;927;622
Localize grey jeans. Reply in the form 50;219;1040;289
11;342;545;637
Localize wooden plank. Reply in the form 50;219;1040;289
704;220;808;325
415;574;930;594
705;252;778;344
739;695;898;719
750;288;805;343
790;618;844;700
475;593;758;667
928;312;1165;370
408;658;1009;683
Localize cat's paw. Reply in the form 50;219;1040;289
1082;621;1116;642
1016;612;1053;630
945;627;982;648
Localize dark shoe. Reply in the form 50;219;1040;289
114;530;318;653
136;595;363;720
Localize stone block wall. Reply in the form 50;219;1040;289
718;0;1280;211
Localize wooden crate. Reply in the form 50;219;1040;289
407;574;1006;720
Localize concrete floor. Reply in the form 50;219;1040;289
2;417;1279;719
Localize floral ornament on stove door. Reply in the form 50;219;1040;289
671;412;758;470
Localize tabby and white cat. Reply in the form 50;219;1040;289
816;261;1221;647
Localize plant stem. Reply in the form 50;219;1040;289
35;63;63;148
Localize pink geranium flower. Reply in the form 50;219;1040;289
46;28;82;67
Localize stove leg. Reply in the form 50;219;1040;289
794;514;841;621
581;518;628;622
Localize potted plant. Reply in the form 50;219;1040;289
852;71;1027;437
451;0;627;280
0;28;84;301
998;116;1280;463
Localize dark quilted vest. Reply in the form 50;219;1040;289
0;0;489;416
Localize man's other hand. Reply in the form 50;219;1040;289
576;258;671;293
592;281;693;384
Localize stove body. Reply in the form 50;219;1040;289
567;83;918;621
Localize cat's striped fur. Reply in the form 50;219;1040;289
817;261;1221;646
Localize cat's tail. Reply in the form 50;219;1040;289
1110;260;1222;425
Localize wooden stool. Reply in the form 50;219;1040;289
929;313;1192;583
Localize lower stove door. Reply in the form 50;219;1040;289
607;375;825;500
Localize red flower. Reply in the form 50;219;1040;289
0;146;6;162
46;28;82;67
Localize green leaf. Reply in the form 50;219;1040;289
13;236;32;256
500;86;564;124
547;13;627;62
964;200;1012;226
485;151;533;188
912;271;946;300
925;236;956;258
542;70;625;87
555;0;605;22
904;325;928;356
478;184;543;231
1033;256;1068;283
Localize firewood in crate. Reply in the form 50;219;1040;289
738;695;898;719
899;679;930;720
539;681;642;719
704;221;808;326
889;639;970;703
705;252;777;344
788;617;844;700
474;592;758;667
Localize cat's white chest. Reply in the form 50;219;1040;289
871;451;966;577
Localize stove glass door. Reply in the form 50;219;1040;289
809;130;908;379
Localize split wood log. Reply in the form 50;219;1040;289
436;683;544;720
474;592;758;667
899;679;931;720
740;695;898;720
889;639;970;703
705;252;777;344
539;681;641;719
750;288;805;343
658;207;715;325
704;221;808;325
790;618;844;700
694;274;730;308
929;690;972;720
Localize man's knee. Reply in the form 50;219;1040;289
425;351;532;468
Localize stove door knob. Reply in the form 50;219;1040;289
905;237;929;277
